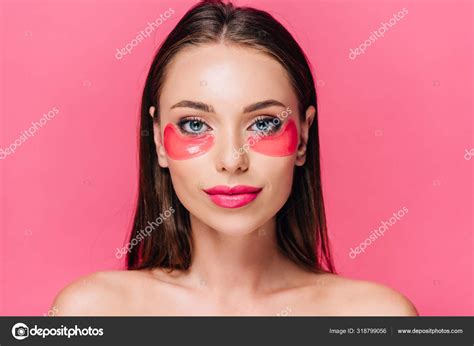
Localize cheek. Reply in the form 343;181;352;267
163;124;214;160
258;159;295;215
249;119;298;157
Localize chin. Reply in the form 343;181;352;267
199;213;268;236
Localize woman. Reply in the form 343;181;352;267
52;0;418;316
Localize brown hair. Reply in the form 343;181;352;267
127;0;335;274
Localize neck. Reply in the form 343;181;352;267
185;214;300;298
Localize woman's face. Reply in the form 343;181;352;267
151;43;315;235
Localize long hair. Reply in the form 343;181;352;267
127;0;335;274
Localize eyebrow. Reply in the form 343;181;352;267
170;100;215;113
169;99;286;113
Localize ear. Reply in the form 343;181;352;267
149;106;169;168
295;105;316;166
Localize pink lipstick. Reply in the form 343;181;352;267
203;185;262;208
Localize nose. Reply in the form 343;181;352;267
214;126;249;174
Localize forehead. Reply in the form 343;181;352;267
159;43;297;112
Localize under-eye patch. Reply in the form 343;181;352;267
248;119;298;157
163;123;215;160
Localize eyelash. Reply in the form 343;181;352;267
177;115;283;136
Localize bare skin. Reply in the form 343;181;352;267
52;43;418;316
52;268;417;316
52;209;417;316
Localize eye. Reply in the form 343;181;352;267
177;117;211;136
248;116;282;134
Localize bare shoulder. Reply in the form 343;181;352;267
51;270;148;316
308;273;418;316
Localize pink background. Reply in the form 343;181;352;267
0;0;472;316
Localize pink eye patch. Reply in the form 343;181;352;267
248;119;298;156
163;123;215;160
163;119;298;160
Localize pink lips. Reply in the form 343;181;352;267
203;185;262;208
